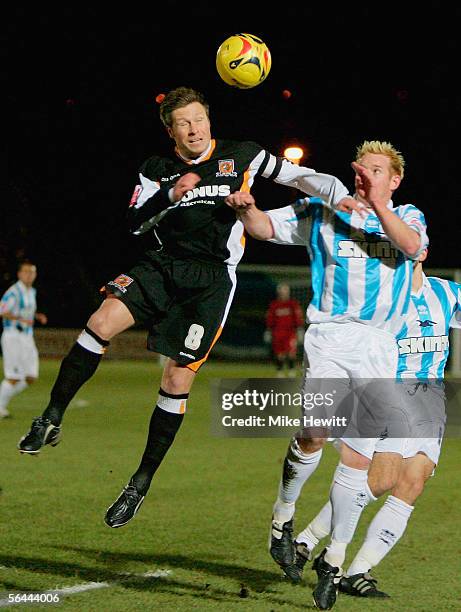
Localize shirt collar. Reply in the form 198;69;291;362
17;280;30;292
412;272;430;297
175;140;212;165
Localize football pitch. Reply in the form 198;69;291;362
0;360;460;611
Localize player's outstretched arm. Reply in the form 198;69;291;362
225;192;274;240
271;158;364;215
352;162;421;257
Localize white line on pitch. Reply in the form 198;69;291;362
0;570;172;607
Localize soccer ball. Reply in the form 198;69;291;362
216;33;271;89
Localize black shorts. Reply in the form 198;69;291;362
104;251;236;369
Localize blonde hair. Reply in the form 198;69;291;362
356;140;405;178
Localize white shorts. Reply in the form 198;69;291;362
1;330;39;379
300;322;399;439
303;321;398;379
341;436;407;461
341;436;443;465
342;382;446;464
402;436;443;465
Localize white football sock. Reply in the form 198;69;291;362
324;462;371;568
295;462;345;549
272;440;323;523
0;379;28;410
296;500;332;551
346;495;414;576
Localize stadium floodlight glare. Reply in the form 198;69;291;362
283;146;304;164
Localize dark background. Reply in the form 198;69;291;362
2;4;459;325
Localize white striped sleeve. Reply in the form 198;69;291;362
400;204;429;256
266;199;310;246
132;173;162;208
267;157;350;208
0;289;17;315
451;283;461;328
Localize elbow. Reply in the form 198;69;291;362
402;233;423;259
405;239;422;259
249;230;272;241
405;247;419;259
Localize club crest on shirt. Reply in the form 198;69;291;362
108;274;134;293
216;159;237;177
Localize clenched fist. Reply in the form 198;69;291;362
225;191;256;212
172;172;201;202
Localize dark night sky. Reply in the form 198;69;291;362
3;4;460;322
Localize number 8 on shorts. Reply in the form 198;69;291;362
184;324;205;350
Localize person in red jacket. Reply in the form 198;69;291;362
265;283;304;377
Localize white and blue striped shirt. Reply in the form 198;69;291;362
267;197;428;336
0;281;37;336
396;275;461;380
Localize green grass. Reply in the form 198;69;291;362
0;360;460;611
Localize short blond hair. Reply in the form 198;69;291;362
355;140;405;178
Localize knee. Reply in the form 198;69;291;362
297;436;326;453
161;375;184;396
393;475;425;503
368;471;399;498
87;311;112;340
367;452;403;498
161;362;195;395
340;443;371;470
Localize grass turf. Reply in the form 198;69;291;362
0;359;460;610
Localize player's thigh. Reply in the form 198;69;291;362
392;453;436;504
368;450;404;496
150;263;236;368
402;453;436;479
103;257;172;330
88;295;135;338
339;439;373;469
161;358;196;395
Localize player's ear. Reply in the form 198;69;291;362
166;126;175;140
390;174;401;190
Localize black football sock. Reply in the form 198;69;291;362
42;328;109;426
131;390;188;495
